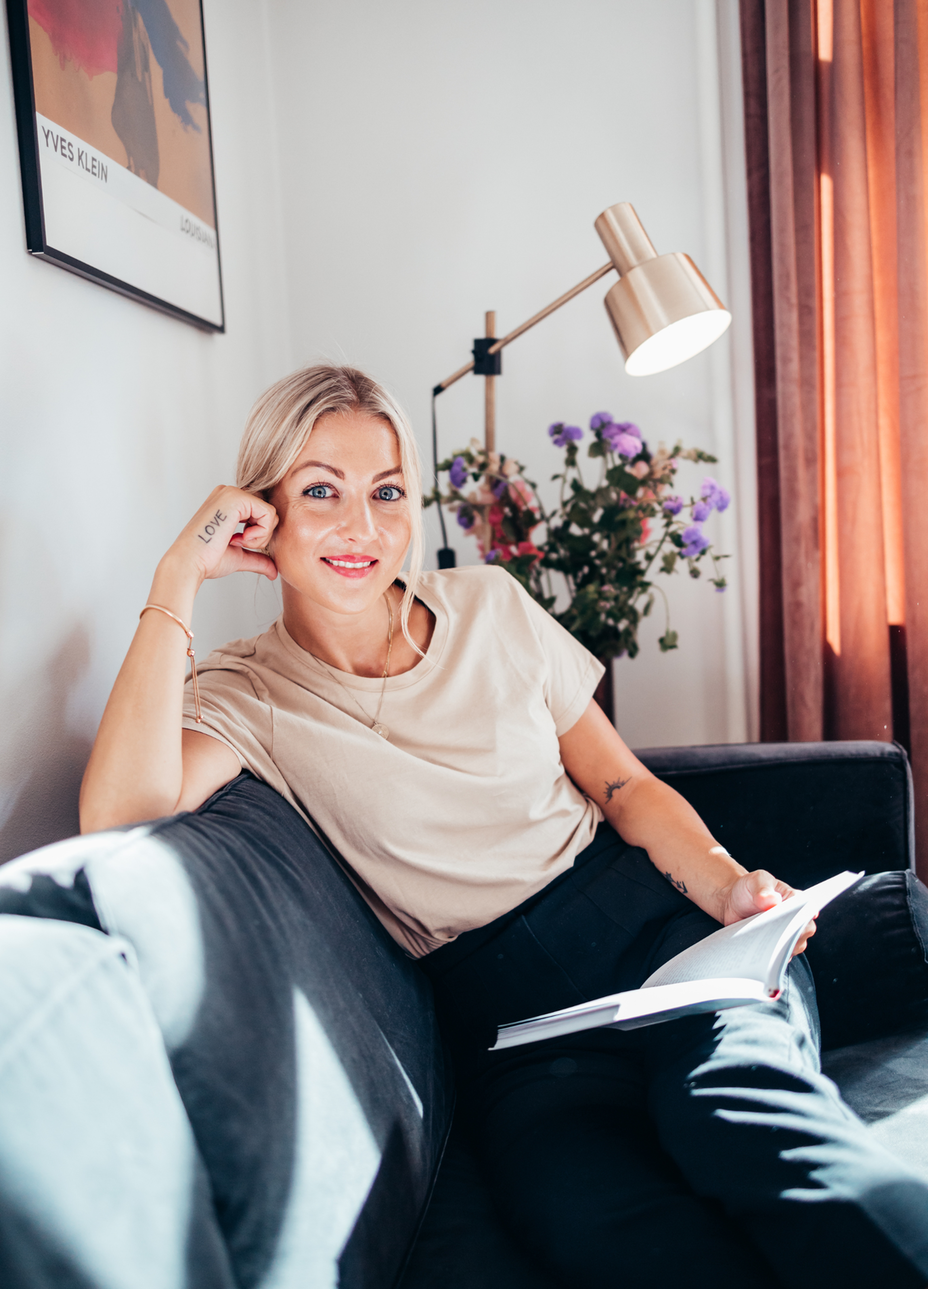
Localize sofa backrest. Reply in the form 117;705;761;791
636;740;913;887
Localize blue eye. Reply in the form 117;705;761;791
303;483;335;499
376;485;404;501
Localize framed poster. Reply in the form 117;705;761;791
6;0;224;330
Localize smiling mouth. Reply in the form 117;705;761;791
322;557;378;575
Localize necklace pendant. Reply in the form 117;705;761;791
372;722;390;739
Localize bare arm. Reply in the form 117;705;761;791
559;699;815;950
79;486;278;833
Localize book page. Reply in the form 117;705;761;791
607;978;769;1030
492;978;768;1049
642;871;862;994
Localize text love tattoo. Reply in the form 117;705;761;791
604;777;630;803
197;509;227;544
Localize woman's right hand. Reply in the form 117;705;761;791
81;485;279;833
159;485;280;589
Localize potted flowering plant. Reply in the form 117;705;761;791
426;413;730;666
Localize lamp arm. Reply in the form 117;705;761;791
432;260;615;395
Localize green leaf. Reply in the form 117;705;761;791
658;630;679;652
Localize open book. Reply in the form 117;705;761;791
491;870;862;1051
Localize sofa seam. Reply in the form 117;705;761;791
649;756;907;778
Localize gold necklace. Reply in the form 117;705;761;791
309;594;395;739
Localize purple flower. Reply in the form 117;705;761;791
615;435;642;458
607;432;642;459
456;506;475;530
548;423;584;448
601;420;643;458
449;455;468;489
491;478;508;498
692;500;711;523
485;549;499;563
701;476;731;513
680;525;710;559
663;495;684;516
590;411;613;430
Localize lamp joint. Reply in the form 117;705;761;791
472;337;502;376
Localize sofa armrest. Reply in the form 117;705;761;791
633;741;913;888
0;773;454;1289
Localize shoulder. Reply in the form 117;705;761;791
416;564;527;612
419;565;594;660
416;565;557;656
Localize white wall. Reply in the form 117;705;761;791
0;0;757;862
266;0;758;751
0;0;291;861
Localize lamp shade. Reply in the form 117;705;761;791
595;203;731;376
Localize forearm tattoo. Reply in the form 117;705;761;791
663;871;688;895
604;777;630;803
197;509;227;544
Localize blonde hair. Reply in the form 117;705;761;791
237;364;424;648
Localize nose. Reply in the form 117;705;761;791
337;488;378;543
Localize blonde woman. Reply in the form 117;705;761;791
81;366;928;1289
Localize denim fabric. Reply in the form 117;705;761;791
420;826;928;1288
0;916;233;1289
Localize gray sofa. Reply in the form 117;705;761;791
0;740;926;1289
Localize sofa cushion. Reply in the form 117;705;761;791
806;871;928;1049
399;1118;559;1289
0;774;453;1289
0;866;100;929
822;1022;928;1178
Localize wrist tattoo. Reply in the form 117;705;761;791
663;871;688;895
197;509;227;544
604;777;630;803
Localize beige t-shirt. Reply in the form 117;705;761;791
182;565;604;956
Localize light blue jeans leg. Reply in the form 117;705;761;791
0;915;233;1289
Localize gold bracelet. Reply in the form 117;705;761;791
139;604;202;723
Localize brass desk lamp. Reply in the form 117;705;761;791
431;202;732;567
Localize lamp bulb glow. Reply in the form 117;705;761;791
625;310;732;377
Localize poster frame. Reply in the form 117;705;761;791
5;0;225;332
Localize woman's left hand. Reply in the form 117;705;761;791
719;870;817;956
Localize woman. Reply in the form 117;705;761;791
81;366;928;1288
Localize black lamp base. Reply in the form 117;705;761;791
437;548;457;569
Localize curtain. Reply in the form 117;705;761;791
740;0;928;880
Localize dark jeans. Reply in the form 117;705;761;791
419;825;928;1288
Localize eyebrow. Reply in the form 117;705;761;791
293;459;403;484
